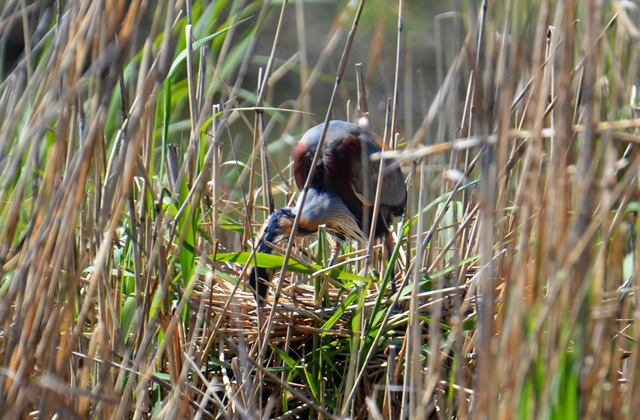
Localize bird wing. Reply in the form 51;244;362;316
293;139;312;191
364;134;407;213
293;123;327;191
322;121;406;220
321;122;368;221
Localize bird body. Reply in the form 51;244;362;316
293;121;406;240
250;120;406;301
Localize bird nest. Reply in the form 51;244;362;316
190;272;359;347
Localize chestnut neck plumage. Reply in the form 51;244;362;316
248;189;366;300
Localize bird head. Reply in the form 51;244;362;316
261;207;296;243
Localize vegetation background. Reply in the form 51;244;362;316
0;0;639;419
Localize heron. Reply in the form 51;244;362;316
249;120;407;301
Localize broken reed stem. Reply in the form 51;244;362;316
211;104;221;245
355;63;369;118
390;0;403;149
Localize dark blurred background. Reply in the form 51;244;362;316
246;0;460;137
1;0;465;180
2;0;459;129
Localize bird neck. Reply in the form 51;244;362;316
249;206;296;301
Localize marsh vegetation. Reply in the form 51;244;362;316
0;0;639;418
